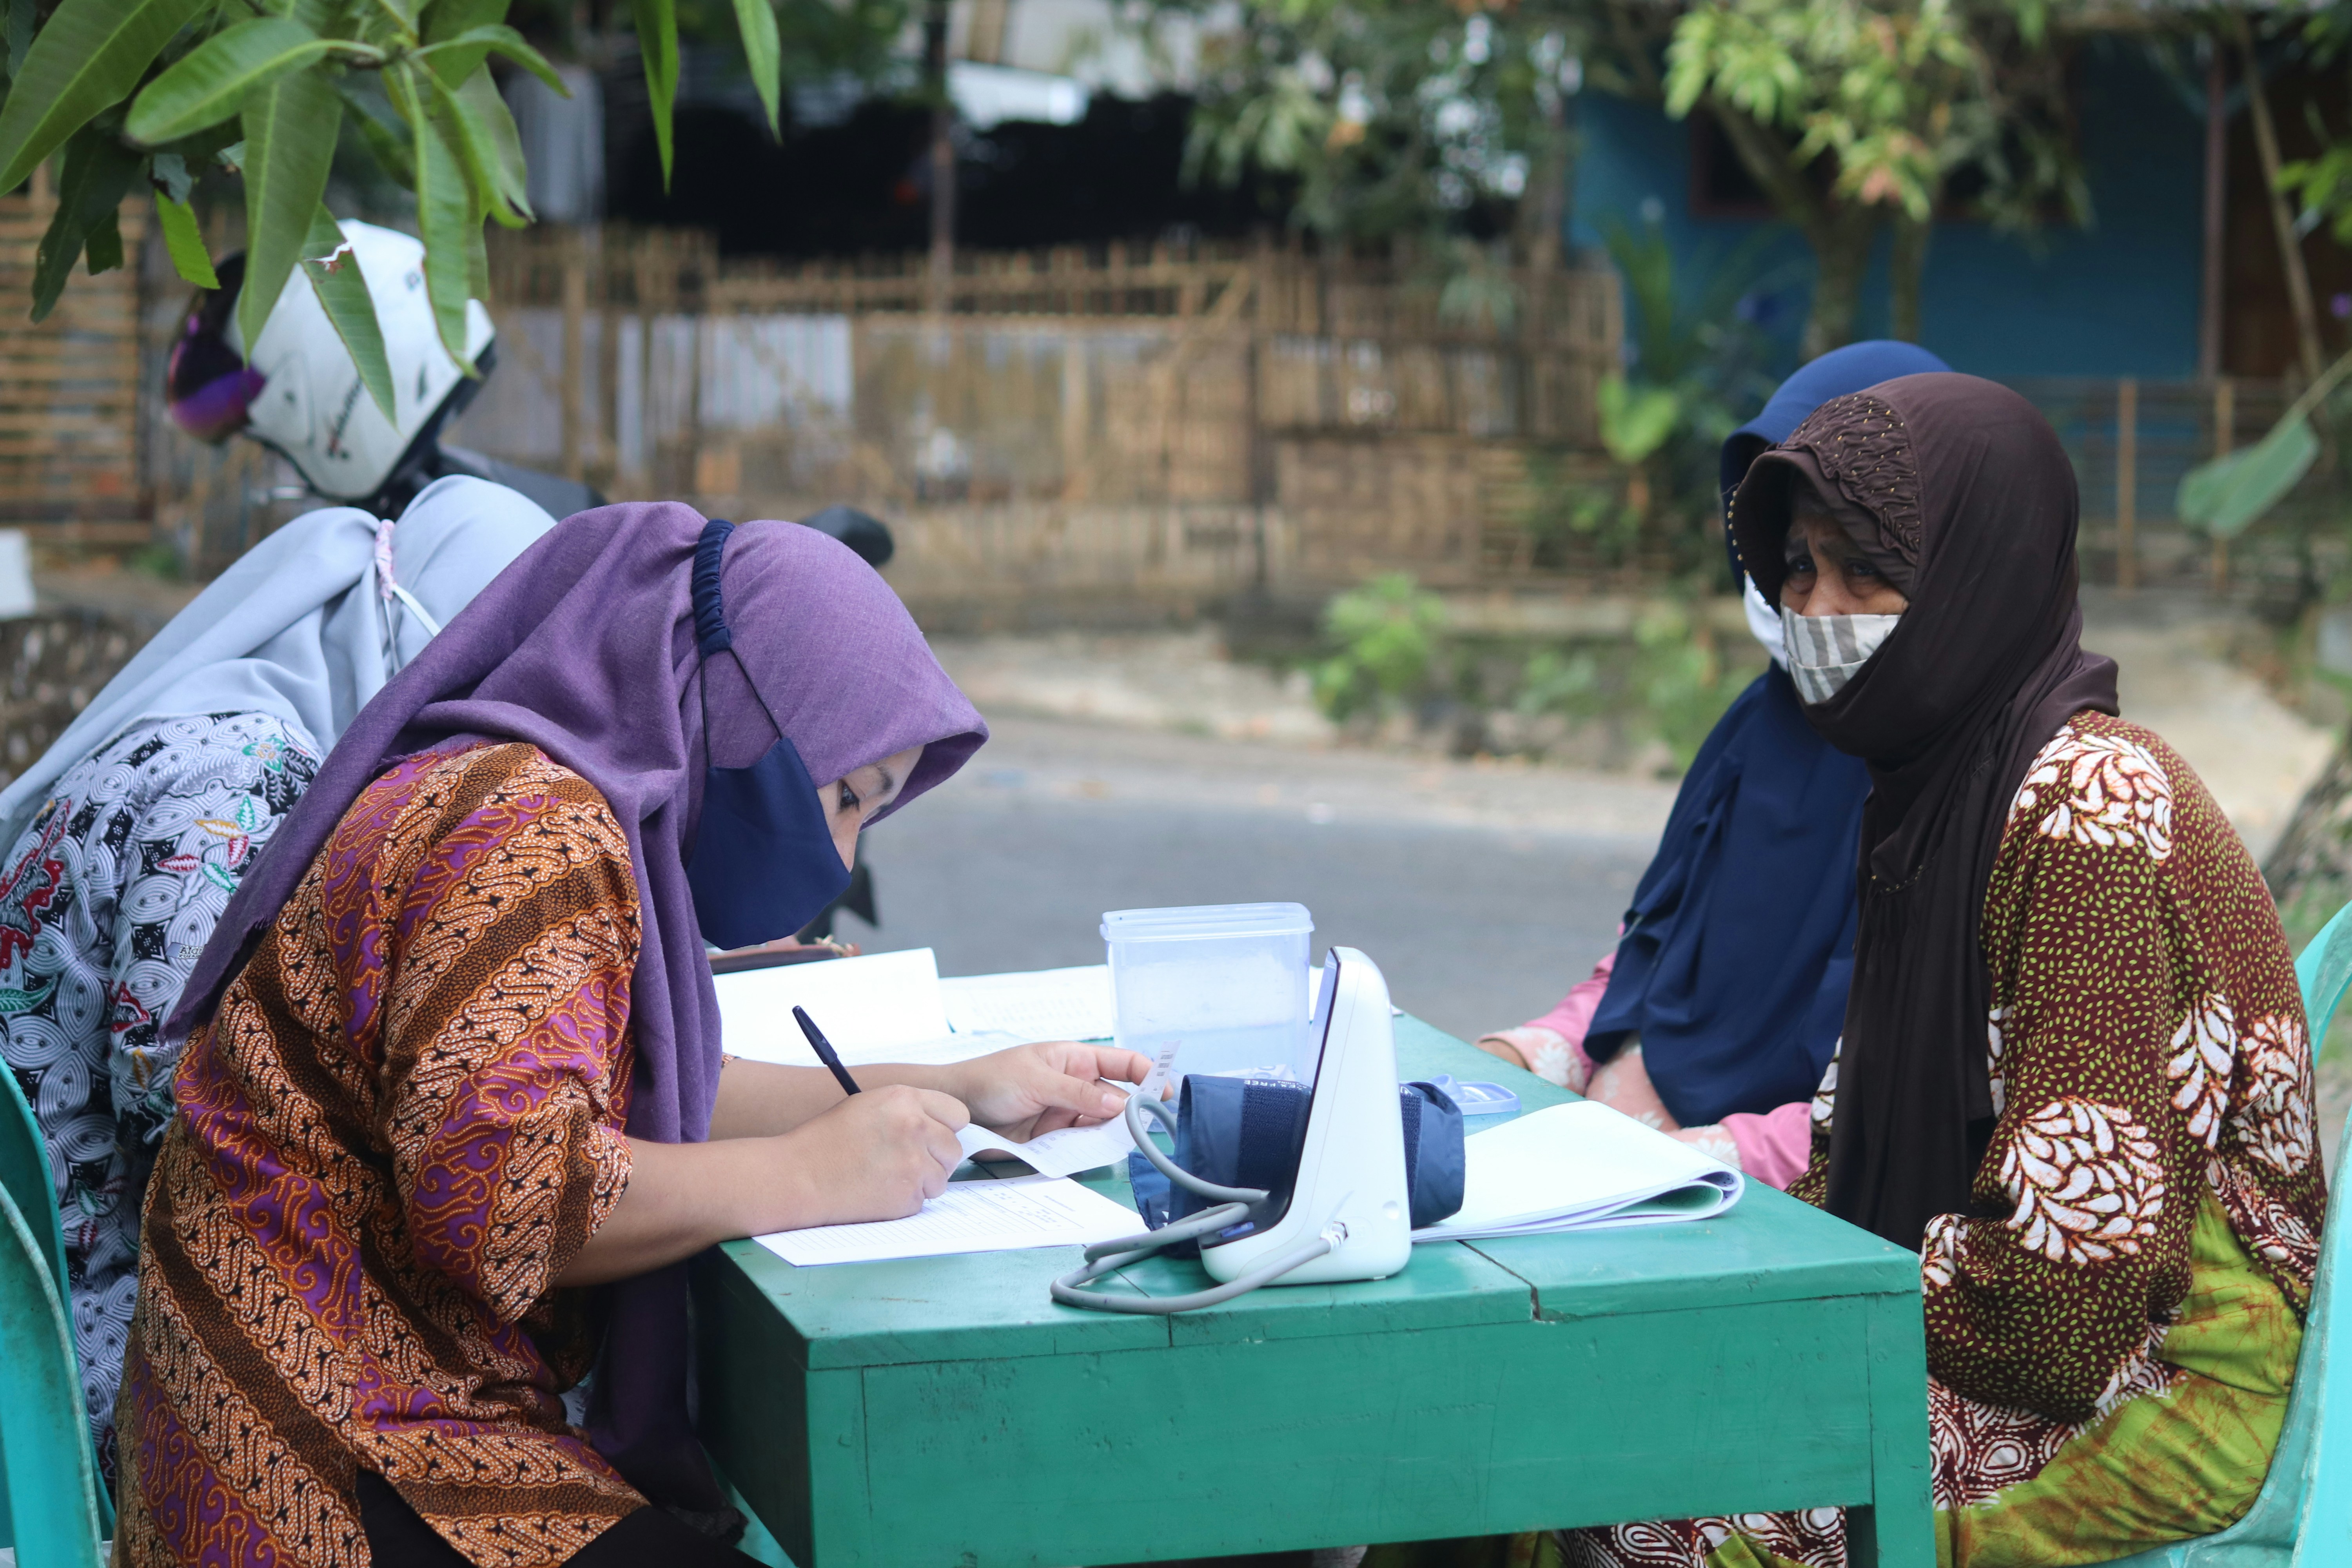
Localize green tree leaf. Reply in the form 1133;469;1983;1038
126;17;333;145
417;23;562;90
31;127;141;318
419;0;501;47
83;203;123;272
463;187;487;298
236;65;341;354
2178;419;2322;542
152;185;218;285
632;0;677;186
354;0;420;43
0;0;212;193
404;69;478;368
148;147;191;200
4;0;35;81
1596;374;1682;466
340;84;414;187
455;64;528;216
2178;344;2352;539
298;203;394;419
416;0;502;83
427;65;524;223
731;0;781;137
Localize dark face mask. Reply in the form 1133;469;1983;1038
684;520;853;951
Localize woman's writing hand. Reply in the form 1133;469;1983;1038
938;1041;1154;1143
775;1084;969;1225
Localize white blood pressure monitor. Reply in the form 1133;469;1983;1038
1199;946;1412;1286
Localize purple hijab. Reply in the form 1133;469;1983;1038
166;502;987;1513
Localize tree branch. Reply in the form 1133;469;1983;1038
1704;96;1826;233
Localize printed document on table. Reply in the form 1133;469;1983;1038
754;1174;1141;1266
1412;1100;1744;1242
940;965;1116;1040
714;948;949;1064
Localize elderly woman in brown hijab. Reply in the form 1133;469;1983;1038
1370;374;2327;1568
1587;375;2327;1567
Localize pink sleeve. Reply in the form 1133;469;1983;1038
1524;949;1615;1063
1717;1101;1813;1191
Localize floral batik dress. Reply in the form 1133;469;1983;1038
1510;712;2325;1568
0;710;319;1483
116;741;647;1568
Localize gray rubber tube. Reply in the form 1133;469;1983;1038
1049;1093;1334;1313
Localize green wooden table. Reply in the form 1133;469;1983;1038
694;1018;1934;1567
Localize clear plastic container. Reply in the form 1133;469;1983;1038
1101;902;1316;1085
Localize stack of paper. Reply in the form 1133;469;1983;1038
714;948;951;1064
1412;1101;1745;1242
753;1174;1142;1267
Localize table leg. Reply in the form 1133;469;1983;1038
1850;1289;1935;1568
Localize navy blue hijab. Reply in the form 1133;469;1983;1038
1583;341;1949;1128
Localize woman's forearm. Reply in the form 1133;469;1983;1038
706;1056;952;1140
556;1083;973;1286
554;1136;796;1285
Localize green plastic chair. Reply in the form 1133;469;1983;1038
0;1063;68;1310
2102;899;2352;1568
0;1175;107;1568
0;1065;111;1563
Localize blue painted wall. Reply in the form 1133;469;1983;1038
1571;38;2207;380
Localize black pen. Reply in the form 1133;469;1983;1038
793;1005;862;1097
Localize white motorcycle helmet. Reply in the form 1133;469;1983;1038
167;220;495;509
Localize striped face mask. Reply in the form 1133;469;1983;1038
1780;607;1901;704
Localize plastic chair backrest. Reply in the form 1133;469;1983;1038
0;1064;114;1546
0;1179;106;1568
2106;898;2352;1567
2271;900;2352;1564
0;1065;66;1305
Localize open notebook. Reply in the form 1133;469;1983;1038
1412;1100;1745;1242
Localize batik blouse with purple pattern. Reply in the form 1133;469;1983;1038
118;741;645;1568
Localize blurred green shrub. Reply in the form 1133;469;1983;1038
1504;595;1749;770
1632;601;1736;768
1312;572;1450;722
1307;575;1755;769
1512;647;1601;719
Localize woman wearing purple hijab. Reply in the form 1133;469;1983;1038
112;506;1147;1568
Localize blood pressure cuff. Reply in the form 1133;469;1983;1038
1127;1076;1465;1256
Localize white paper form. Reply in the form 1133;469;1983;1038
955;1090;1139;1178
714;949;950;1065
753;1174;1142;1266
940;965;1116;1040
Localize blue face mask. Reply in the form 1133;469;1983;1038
685;520;854;950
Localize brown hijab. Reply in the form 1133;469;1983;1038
1728;373;2120;1250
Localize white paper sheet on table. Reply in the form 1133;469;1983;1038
713;948;949;1064
940;964;1116;1040
753;1174;1141;1266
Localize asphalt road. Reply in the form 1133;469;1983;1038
834;718;1670;1044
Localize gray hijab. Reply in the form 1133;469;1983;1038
0;476;555;851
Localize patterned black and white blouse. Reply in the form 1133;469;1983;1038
0;710;318;1482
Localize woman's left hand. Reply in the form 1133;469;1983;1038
937;1042;1155;1143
